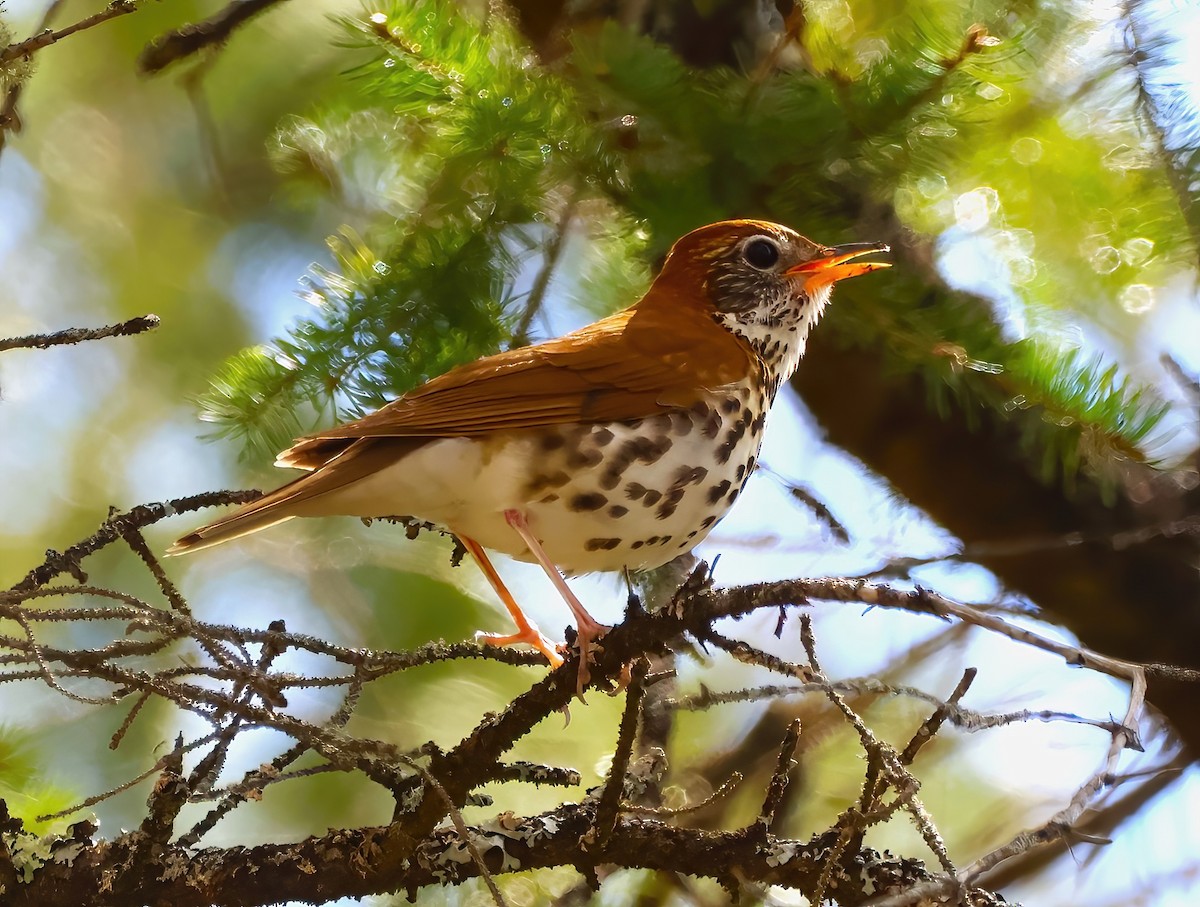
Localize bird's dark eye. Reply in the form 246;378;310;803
743;238;779;270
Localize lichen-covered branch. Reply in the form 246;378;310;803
1;488;1187;906
0;800;1007;907
0;0;140;66
0;315;160;354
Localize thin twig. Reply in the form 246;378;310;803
900;668;977;765
0;314;160;353
585;657;649;850
627;772;743;817
799;616;955;875
0;0;140;65
139;0;288;74
0;0;67;148
10;490;259;591
755;719;802;837
701;629;815;682
399;754;509;907
510;199;577;346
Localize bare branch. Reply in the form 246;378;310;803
755;719;802;837
0;1;140;65
0;315;160;353
584;656;649;851
139;0;289;75
3;514;1185;906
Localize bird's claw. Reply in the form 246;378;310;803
475;627;564;668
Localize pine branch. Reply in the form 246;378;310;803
199;1;1176;492
1123;0;1200;262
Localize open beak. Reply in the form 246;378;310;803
785;242;891;290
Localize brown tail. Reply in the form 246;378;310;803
166;478;309;554
167;437;421;555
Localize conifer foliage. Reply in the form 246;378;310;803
200;0;1186;489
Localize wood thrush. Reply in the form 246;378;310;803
170;220;889;689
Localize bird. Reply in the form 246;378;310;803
170;219;889;690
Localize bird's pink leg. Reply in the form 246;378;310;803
461;535;564;668
503;508;609;691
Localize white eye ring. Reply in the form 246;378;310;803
742;236;780;270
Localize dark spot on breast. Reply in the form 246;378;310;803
645;438;672;464
716;419;748;464
657;535;672;545
526;470;571;495
538;493;559;504
673;465;708;487
721;396;740;414
642;489;662;506
707;480;731;505
656;487;686;520
699;515;717;530
540;433;565;452
631;540;644;549
570;492;607;512
688;400;709;419
670;411;694;436
735;464;746;481
687;530;699;539
750;411;766;435
567;447;604;469
585;537;621;551
726;486;741;503
742;406;753;423
625;482;647;501
619;436;671;467
701;410;722;439
645;536;660;546
600;466;625;491
608;505;628;518
601;441;639;489
649;413;672;431
593;428;614;447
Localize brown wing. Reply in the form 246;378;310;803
277;298;752;468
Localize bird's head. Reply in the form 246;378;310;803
658;219;889;322
645;219;889;377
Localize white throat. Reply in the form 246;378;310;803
714;283;832;395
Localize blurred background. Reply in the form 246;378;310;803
2;0;1199;904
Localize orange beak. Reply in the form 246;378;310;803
785;242;891;291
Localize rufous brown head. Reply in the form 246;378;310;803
642;219;890;367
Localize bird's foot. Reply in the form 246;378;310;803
476;625;564;668
570;614;612;696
